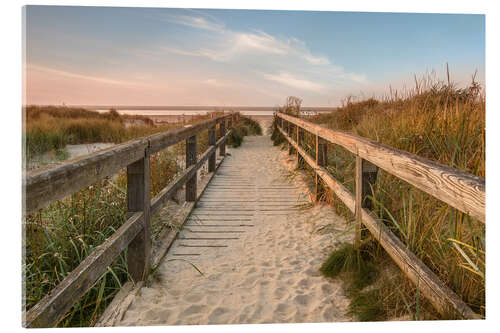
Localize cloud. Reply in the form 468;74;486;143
263;72;326;91
160;13;225;32
27;64;139;86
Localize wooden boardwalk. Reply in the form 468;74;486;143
98;135;351;326
171;140;308;259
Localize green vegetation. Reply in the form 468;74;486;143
228;116;263;147
272;75;485;319
24;106;218;163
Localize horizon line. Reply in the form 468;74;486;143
25;105;339;112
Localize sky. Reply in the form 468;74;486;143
24;6;485;106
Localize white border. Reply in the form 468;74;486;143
2;1;498;332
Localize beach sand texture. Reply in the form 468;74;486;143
106;134;353;326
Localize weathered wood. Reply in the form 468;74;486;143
296;126;305;168
148;114;232;154
355;156;362;247
278;126;479;319
150;154;226;270
208;125;216;172
277;112;485;223
355;157;378;247
219;120;226;156
25;139;148;214
24;212;144;328
25;114;234;215
315;135;328;201
126;150;151;282
186;135;197;202
149;131;230;216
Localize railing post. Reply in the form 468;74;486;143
208;125;216;172
355;156;379;247
219;120;226;157
315;135;328;201
126;148;151;282
186;135;197;202
296;126;305;168
288;122;294;155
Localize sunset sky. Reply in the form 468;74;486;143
24;6;485;106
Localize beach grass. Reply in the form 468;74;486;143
272;74;485;319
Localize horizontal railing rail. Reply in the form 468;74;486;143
275;112;484;319
23;112;237;327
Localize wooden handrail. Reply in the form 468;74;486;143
24;113;236;327
277;112;485;223
25;114;233;215
276;113;483;319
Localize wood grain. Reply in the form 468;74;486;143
24;212;145;328
277;113;485;223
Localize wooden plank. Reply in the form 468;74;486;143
297;126;305;168
278;126;479;319
149;131;230;216
277;112;485;223
126;150;151;282
150;153;226;269
25;138;148;214
208;125;216;172
186;135;197;202
315;135;327;202
219;119;226;156
148;114;232;154
24;212;144;328
355;156;363;247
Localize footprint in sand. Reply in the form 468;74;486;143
321;283;334;295
296;278;311;290
208;307;230;323
304;267;321;277
180;304;204;317
293;294;312;307
322;306;340;321
274;286;288;300
275;303;294;317
183;292;205;303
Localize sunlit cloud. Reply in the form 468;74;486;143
159;13;225;32
263;72;326;91
27;64;140;86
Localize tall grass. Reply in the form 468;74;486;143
228;116;263;147
272;75;485;319
24;106;218;162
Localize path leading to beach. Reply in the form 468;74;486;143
103;134;353;326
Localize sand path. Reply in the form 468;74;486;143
111;134;353;326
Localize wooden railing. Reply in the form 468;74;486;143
276;112;485;319
23;113;238;327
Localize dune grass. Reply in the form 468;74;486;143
24;106;220;164
272;75;485;319
228;116;263;147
